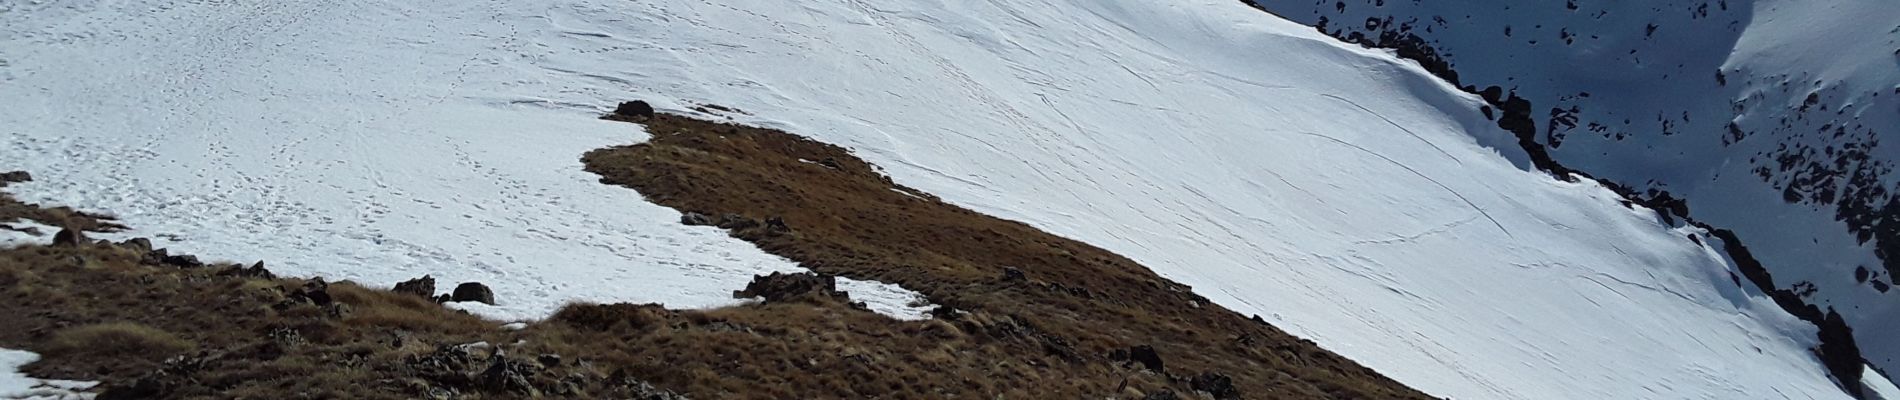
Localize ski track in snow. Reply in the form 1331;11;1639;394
0;0;1858;398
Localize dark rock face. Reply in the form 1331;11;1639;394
1129;345;1164;373
1818;309;1865;398
451;282;496;305
394;275;438;298
1189;371;1240;399
51;228;84;247
731;272;846;303
614;101;656;119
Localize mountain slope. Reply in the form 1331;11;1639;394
1248;0;1900;384
0;0;1857;398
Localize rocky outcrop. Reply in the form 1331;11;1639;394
394;275;438;298
732;272;846;303
451;282;496;305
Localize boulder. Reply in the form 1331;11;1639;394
290;279;333;307
0;171;30;186
732;272;846;303
452;282;496;305
478;357;541;396
679;212;714;226
393;275;437;298
1188;372;1239;399
716;213;759;230
219;261;275;279
1000;267;1026;282
613;101;655;119
1129;345;1164;373
160;254;203;268
52;228;84;247
120;238;153;254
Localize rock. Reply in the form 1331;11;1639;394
537;354;563;368
613;101;656;118
407;343;487;382
1129;345;1164;373
141;248;168;265
452;282;496;305
220;261;275;279
680;212;714;226
716;213;759;230
1188;372;1239;399
328;303;353;318
393;275;437;298
478;356;541;396
279;278;333;308
120;238;153;254
0;171;30;186
1141;390;1181;400
1000;267;1026;282
267;326;306;348
928;304;964;320
764;216;789;232
52;228;84;247
731;272;846;303
160;254;203;268
609;369;688;400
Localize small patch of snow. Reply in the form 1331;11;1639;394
836;277;933;321
499;322;528;331
0;219;58;247
0;348;97;400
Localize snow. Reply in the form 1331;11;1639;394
0;0;1853;398
0;219;58;247
1250;0;1900;377
0;348;96;400
836;277;933;321
1869;365;1900;400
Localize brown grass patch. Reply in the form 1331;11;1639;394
580;112;1434;398
43;323;196;361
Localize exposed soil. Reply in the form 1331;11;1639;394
582;111;1436;399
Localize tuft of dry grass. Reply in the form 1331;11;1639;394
43;323;196;361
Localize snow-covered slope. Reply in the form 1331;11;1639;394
1249;0;1900;382
0;0;1859;398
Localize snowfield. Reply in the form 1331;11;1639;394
0;0;1867;398
1249;0;1900;377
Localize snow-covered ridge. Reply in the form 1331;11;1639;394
1249;0;1900;385
0;0;1860;398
